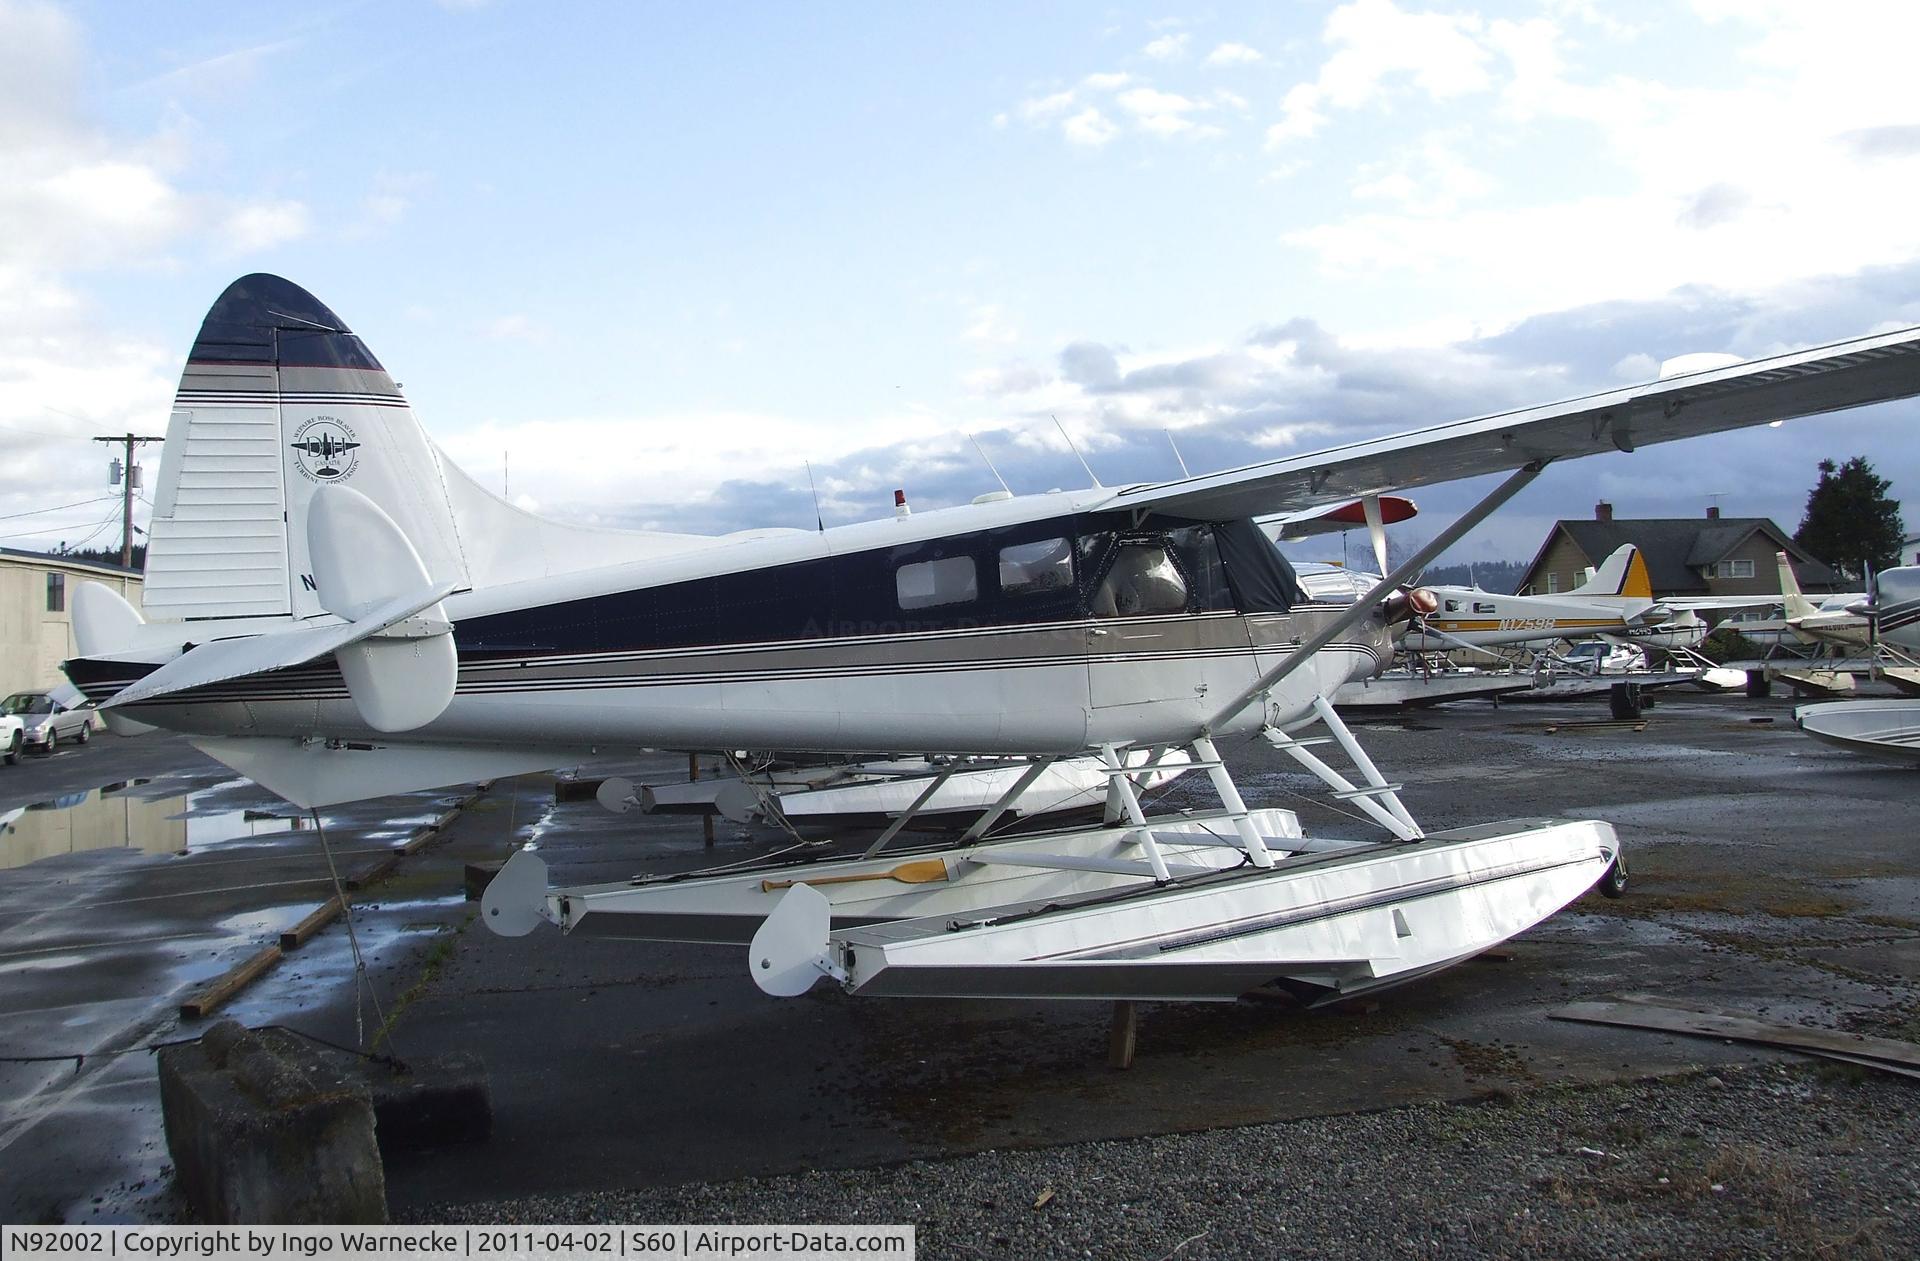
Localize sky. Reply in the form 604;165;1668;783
4;0;1919;568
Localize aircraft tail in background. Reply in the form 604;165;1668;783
1775;550;1821;621
1569;545;1653;599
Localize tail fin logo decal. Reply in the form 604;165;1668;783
290;417;361;482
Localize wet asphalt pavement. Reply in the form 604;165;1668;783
1;689;1917;1227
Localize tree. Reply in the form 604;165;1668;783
1793;456;1903;580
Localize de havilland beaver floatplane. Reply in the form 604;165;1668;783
60;275;1920;1006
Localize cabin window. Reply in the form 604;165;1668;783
1164;525;1235;611
998;538;1073;597
1444;599;1463;613
895;556;978;610
1091;543;1188;617
46;572;65;613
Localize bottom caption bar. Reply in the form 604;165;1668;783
2;1227;915;1261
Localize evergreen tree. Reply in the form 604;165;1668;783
1793;456;1903;580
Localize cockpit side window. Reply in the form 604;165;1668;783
1164;525;1235;612
998;538;1073;597
1090;543;1189;617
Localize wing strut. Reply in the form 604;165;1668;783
1205;460;1548;733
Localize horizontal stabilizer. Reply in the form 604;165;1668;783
68;582;159;736
193;736;595;809
101;580;457;711
307;484;460;731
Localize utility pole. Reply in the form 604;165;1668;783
93;433;164;568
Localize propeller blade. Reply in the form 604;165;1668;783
1362;494;1390;579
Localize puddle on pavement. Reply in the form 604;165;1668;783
0;777;316;871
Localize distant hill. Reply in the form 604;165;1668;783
1417;560;1525;594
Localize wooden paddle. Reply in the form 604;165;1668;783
761;858;950;892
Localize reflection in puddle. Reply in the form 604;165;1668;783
0;778;313;870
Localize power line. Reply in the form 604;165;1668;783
0;494;119;523
0;419;86;442
0;497;123;546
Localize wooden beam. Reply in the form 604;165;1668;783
278;897;344;950
1552;997;1920;1071
181;946;284;1019
1108;1001;1137;1070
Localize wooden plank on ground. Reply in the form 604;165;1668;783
1552;997;1920;1070
181;945;284;1019
279;896;344;950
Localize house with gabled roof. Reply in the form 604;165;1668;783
1517;503;1845;600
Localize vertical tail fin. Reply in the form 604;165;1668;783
1776;551;1819;620
144;274;468;623
1569;545;1651;598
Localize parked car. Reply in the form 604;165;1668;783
1563;641;1650;675
1;692;94;754
0;711;20;765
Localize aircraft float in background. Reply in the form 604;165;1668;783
56;275;1920;1008
1794;561;1920;763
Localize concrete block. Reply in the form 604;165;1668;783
248;1027;493;1152
554;777;605;803
464;860;504;902
159;1021;387;1223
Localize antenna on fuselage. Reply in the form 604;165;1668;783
1051;414;1102;488
804;461;824;532
1164;429;1191;478
967;433;1012;495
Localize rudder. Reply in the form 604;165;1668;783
144;274;468;623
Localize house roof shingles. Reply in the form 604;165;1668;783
1531;518;1843;594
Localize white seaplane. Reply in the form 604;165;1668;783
60;275;1920;1007
1775;551;1871;648
1794;562;1920;760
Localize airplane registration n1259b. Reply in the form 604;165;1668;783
61;275;1920;1006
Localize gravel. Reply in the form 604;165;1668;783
413;1064;1919;1258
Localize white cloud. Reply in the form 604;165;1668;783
1019;89;1078;122
123;37;297;97
1062;107;1119;147
439;404;956;525
1205;42;1263;66
347;170;430;237
481;314;547;342
1142;33;1189;61
1349;134;1490;213
1116;87;1209;136
219;199;311;253
1082;72;1132;91
1269;0;1493;145
962;304;1019;345
1268;0;1920;332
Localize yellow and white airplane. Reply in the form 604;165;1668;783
1396;546;1667;653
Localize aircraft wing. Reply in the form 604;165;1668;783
1105;325;1920;521
1662;596;1787;612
